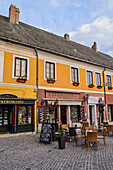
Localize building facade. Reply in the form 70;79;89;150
0;40;37;133
1;4;113;133
38;49;113;131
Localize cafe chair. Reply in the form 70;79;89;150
87;131;98;151
106;124;113;136
97;128;106;145
74;129;85;147
82;122;89;127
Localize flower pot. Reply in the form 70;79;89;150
16;79;26;83
108;87;112;90
88;85;94;88
73;83;79;86
47;80;55;83
58;137;65;149
97;86;102;89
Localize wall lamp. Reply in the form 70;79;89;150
83;94;90;102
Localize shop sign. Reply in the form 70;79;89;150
88;97;104;104
46;91;80;99
0;100;34;104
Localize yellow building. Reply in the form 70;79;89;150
1;4;113;134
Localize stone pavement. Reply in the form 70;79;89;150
0;134;113;170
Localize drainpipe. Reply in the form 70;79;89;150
103;68;107;121
34;48;38;132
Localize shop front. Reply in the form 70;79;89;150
38;90;83;129
0;94;35;134
88;96;104;126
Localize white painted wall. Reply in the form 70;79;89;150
0;51;4;82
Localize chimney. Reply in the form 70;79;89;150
9;4;20;24
92;42;97;52
64;33;70;40
15;8;20;24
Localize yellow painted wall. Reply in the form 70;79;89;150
3;52;36;85
1;51;37;124
38;58;113;93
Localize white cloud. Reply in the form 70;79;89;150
51;0;59;7
69;16;113;56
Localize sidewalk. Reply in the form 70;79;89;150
0;133;113;170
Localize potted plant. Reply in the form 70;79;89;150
16;77;27;83
58;126;65;149
47;78;55;83
88;84;94;88
97;85;102;89
108;86;112;90
73;81;79;86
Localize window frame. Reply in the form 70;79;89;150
71;67;79;83
45;61;56;80
14;57;27;78
106;75;112;87
12;55;29;80
86;70;93;85
95;72;101;86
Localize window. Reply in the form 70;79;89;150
87;70;93;84
95;72;101;86
71;106;80;122
14;57;27;78
45;61;55;79
108;105;113;121
71;67;79;82
106;75;112;86
18;106;32;125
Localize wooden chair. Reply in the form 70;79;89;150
85;127;94;131
82;122;89;127
97;128;106;145
106;125;113;136
74;129;85;147
87;131;98;151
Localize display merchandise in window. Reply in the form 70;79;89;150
71;106;78;122
18;106;32;125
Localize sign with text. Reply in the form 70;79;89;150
40;123;52;144
88;97;104;104
46;91;80;99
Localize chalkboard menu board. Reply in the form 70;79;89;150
40;123;52;144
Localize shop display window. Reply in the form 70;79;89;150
71;106;78;122
18;106;32;125
39;106;45;123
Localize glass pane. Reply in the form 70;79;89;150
21;60;26;77
71;106;78;122
87;72;89;84
16;59;20;77
18;106;31;125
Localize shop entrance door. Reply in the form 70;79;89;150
89;106;92;125
61;106;67;124
0;106;13;133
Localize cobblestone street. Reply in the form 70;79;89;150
0;134;113;170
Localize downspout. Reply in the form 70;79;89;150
103;68;107;121
34;48;38;132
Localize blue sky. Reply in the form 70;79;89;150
0;0;113;56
